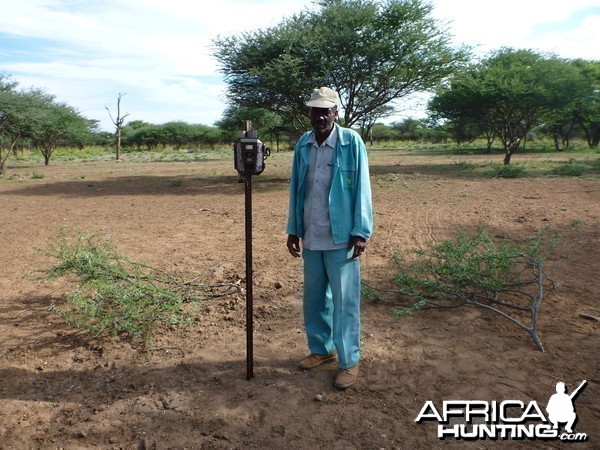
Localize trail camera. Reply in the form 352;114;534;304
234;127;269;176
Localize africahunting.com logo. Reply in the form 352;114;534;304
416;380;588;442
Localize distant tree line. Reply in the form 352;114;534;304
118;120;225;151
2;0;599;169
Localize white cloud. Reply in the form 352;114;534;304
431;0;600;57
1;0;599;131
528;14;600;60
1;0;313;129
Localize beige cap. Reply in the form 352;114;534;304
306;87;339;108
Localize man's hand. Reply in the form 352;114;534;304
287;234;301;258
348;235;367;258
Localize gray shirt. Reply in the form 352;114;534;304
303;127;347;251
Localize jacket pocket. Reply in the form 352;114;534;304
341;164;355;190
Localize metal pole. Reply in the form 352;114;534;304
244;174;254;380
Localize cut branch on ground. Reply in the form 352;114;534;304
364;224;583;351
42;229;242;349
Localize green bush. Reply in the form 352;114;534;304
491;164;527;178
551;161;585;176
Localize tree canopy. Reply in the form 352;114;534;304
213;0;467;138
0;77;95;170
32;102;95;165
428;49;589;164
571;59;600;148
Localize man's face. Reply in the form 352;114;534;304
309;106;337;135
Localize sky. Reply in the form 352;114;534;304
1;0;599;132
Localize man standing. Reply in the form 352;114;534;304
286;87;373;389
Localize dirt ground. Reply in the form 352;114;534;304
0;149;598;449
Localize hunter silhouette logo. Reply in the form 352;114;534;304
416;380;589;441
547;380;587;434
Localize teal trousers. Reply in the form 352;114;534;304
302;247;361;369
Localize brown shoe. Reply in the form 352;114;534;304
298;353;336;370
334;364;359;389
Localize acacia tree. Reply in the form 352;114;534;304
213;0;467;139
429;49;583;164
572;59;600;148
0;89;23;173
428;68;490;147
541;107;578;152
1;75;95;169
539;59;593;151
1;76;21;172
0;84;53;172
32;102;93;165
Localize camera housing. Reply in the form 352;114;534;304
234;130;270;176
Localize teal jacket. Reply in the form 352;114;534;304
286;124;373;244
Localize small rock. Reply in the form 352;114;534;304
273;425;286;437
314;393;323;402
274;281;283;289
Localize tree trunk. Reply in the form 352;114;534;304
590;127;600;148
116;127;121;161
503;148;514;165
553;135;561;152
42;147;53;166
106;93;129;161
500;134;521;165
486;134;494;152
